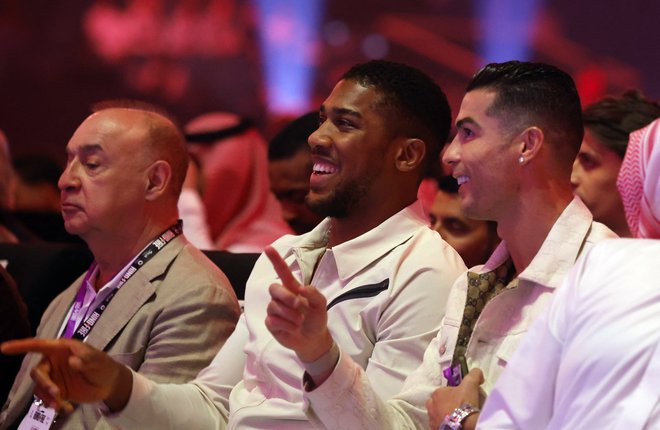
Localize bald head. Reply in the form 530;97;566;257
92;105;189;200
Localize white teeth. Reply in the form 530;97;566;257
313;162;337;174
456;176;469;185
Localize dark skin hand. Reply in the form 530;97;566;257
426;368;484;430
0;247;336;417
263;246;336;384
1;338;133;413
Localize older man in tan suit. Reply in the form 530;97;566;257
0;102;240;429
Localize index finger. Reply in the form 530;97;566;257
1;338;69;356
264;246;301;290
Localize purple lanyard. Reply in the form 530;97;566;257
61;264;98;338
61;221;183;340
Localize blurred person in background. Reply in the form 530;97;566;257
0;131;40;243
0;131;32;404
571;90;660;236
0;130;17;243
177;155;214;250
12;154;62;213
429;175;499;268
268;111;324;235
185;112;292;252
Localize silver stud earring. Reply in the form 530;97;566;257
518;155;525;164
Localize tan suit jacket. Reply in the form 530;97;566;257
0;235;240;429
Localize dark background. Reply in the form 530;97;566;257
0;0;658;164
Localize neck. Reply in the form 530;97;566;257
496;185;573;274
327;195;416;247
86;218;177;289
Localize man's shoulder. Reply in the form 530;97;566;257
391;226;466;271
166;243;231;286
123;243;240;328
143;240;240;299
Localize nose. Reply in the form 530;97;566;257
58;160;80;192
442;136;460;168
308;120;331;151
570;158;581;190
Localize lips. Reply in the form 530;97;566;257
61;201;83;216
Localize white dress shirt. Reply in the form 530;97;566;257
479;239;660;429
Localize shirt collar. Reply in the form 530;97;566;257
473;197;594;290
290;200;429;281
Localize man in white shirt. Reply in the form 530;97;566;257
2;60;467;429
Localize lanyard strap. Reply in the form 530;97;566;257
62;220;183;340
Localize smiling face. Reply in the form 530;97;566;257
58;109;152;241
442;89;521;222
306;79;396;218
571;128;627;233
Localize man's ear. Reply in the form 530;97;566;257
395;138;426;172
145;160;172;201
517;127;544;165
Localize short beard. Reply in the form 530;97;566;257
306;173;375;219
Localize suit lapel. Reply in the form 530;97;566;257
85;236;187;351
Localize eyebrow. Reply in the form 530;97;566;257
66;143;104;157
320;105;362;119
455;117;479;129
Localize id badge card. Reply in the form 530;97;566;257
18;398;57;430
